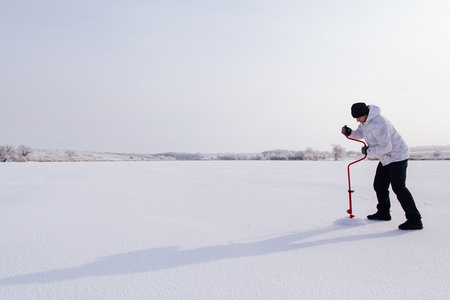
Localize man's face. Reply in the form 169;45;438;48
356;115;367;123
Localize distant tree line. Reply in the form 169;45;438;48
2;144;447;162
153;152;204;160
410;145;450;151
215;146;346;161
0;145;345;162
216;147;338;161
0;145;33;162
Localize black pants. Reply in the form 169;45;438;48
373;160;421;221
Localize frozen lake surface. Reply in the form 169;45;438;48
1;161;449;299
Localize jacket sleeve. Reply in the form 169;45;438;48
349;124;364;140
367;122;393;156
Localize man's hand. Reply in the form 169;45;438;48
361;146;369;155
341;125;352;136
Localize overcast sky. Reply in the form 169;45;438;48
1;0;449;153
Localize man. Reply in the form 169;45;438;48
341;102;423;230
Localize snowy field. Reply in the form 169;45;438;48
1;161;449;299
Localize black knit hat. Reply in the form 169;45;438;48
351;102;369;118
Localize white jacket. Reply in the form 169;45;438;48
350;105;410;166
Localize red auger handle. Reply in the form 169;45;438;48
345;134;367;218
346;135;367;147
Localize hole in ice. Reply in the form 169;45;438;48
333;217;370;226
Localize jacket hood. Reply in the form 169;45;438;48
365;105;381;124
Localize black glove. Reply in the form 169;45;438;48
361;146;369;155
341;125;352;136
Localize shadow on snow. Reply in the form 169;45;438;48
1;221;406;285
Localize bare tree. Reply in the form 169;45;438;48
305;147;319;161
332;144;346;161
66;150;76;160
17;145;33;160
0;145;18;162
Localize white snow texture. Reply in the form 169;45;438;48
1;161;449;299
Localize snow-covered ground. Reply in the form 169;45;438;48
1;161;449;299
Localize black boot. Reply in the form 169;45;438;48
367;211;391;221
398;219;423;230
